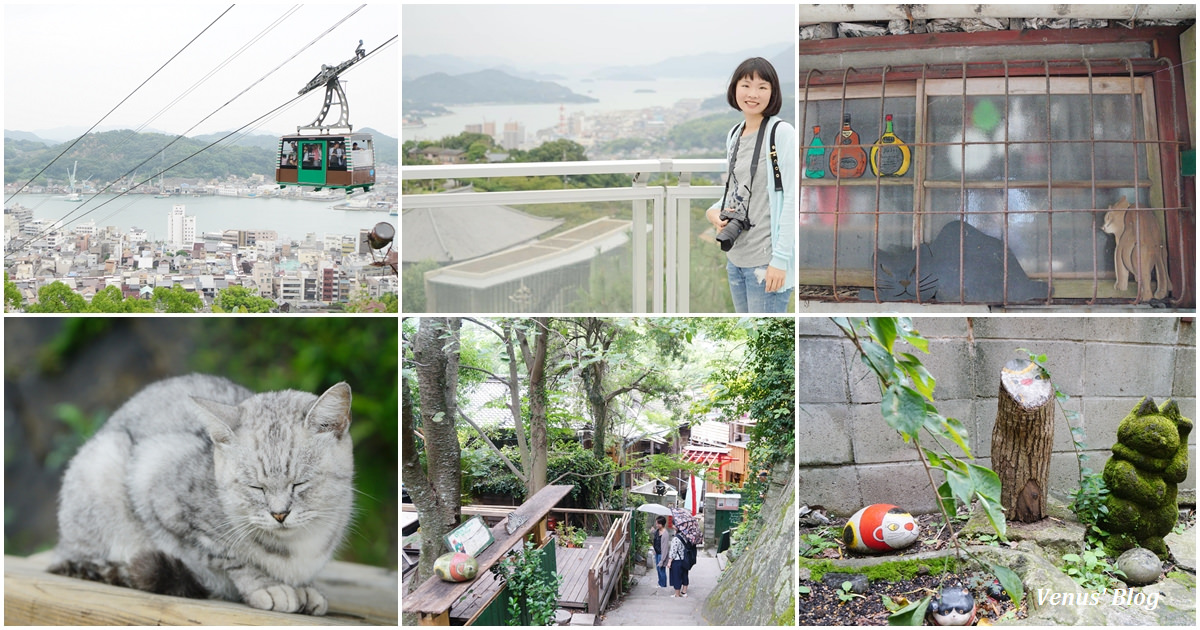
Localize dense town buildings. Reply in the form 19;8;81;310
3;202;397;312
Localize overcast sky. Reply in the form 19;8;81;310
4;4;398;140
403;4;794;72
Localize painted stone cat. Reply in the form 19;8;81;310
49;374;354;615
859;221;1047;303
1099;397;1191;559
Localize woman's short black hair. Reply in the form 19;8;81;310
656;516;667;526
726;57;782;117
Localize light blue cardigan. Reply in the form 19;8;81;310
707;115;796;292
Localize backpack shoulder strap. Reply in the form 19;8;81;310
769;119;783;192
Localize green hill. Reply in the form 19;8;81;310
4;129;397;186
403;69;597;113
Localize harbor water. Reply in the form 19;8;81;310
10;193;393;244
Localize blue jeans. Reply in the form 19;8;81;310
726;261;792;313
655;553;667;587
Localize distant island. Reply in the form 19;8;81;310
633;88;656;94
402;68;597;114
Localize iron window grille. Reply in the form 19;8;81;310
798;57;1191;306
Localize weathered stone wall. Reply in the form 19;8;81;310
799;317;1196;516
702;461;795;626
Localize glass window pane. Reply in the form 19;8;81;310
802;97;917;179
927;187;1153;279
927;95;1008;181
799;185;914;272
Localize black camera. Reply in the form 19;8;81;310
715;206;750;252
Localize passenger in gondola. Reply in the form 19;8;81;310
330;142;346;169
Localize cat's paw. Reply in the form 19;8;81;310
246;584;303;613
298;585;328;616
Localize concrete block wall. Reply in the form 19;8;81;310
798;317;1196;517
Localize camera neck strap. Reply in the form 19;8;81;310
720;119;769;209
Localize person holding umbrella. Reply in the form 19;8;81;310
652;516;669;594
666;507;700;598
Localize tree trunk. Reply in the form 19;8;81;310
517;318;550;498
404;317;463;591
991;358;1055;523
584;360;609;461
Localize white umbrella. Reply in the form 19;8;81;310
636;503;673;517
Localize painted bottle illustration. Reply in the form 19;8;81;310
829;114;867;178
870;114;912;177
804;125;826;179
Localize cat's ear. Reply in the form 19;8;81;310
306;382;352;438
192;397;241;445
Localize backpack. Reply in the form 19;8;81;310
677;533;698;570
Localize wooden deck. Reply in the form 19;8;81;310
4;552;397;625
555;537;606;609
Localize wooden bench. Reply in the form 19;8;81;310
4;552;396;625
404;485;573;625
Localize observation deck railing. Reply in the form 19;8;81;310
402;159;726;313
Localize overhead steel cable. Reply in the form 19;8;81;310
3;4;234;205
36;4;369;235
6;34;397;258
132;5;304;137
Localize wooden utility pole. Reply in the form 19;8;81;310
991;358;1055;523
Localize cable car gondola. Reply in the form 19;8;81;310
276;41;374;193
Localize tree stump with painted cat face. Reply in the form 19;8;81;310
991;358;1054;523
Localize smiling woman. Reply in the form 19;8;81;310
705;57;797;313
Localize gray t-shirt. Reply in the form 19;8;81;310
724;128;773;268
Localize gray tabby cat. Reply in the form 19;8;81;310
49;374;354;616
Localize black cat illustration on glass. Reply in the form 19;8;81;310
859;221;1047;303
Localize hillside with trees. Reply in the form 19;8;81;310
4;129;398;187
402;69;597;113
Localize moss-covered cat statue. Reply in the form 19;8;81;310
1098;397;1191;559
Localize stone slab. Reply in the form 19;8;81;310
798;317;844;337
971;316;1093;342
797;404;854;466
798;337;852;403
1164;526;1196;571
1173;346;1196;397
1086;317;1182;345
1082;342;1177;399
798;466;864;517
910;317;970;339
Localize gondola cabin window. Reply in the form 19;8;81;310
799;61;1184;305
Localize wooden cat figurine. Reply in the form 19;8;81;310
1101;196;1171;302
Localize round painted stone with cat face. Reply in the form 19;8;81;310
434;552;478;582
842;504;919;553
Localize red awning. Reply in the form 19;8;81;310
681;447;733;467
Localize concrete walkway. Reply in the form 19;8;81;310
599;550;720;626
